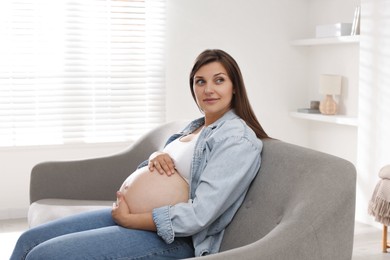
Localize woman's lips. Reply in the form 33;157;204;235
203;98;219;104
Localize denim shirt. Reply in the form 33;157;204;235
152;110;263;256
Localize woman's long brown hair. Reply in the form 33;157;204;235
189;49;269;139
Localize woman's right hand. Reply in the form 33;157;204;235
148;152;176;176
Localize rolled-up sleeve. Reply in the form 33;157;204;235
152;206;175;243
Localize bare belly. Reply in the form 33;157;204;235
119;167;189;214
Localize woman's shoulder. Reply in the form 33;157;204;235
218;117;256;136
210;117;262;149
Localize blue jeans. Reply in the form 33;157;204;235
10;209;194;260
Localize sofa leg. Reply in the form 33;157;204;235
383;225;389;253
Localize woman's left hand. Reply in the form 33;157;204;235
148;151;176;176
111;191;157;231
112;191;131;226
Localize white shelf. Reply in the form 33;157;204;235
291;35;360;46
290;112;358;126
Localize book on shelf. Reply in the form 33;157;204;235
297;108;321;114
351;5;361;35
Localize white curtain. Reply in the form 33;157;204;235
0;0;166;147
357;0;390;224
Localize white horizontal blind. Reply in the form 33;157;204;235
0;0;166;147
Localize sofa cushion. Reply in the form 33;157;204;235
28;199;112;227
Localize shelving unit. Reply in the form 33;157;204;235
291;35;360;46
290;34;360;126
290;112;358;126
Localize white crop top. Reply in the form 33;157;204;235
162;130;201;183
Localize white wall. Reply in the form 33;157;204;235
165;0;309;145
356;0;390;226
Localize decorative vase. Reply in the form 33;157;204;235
319;95;337;115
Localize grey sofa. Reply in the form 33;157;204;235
28;121;356;260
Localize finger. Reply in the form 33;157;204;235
160;160;175;176
166;160;176;175
154;162;165;175
160;160;170;175
116;191;123;204
148;160;155;172
152;160;161;173
161;155;176;174
112;199;119;210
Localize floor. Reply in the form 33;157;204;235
353;222;390;260
1;219;389;259
0;218;28;259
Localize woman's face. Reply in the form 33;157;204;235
193;62;234;122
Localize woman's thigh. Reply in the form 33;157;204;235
27;226;194;260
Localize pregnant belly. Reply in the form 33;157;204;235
119;167;189;214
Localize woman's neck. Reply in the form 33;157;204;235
204;109;231;126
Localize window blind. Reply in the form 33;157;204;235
0;0;166;147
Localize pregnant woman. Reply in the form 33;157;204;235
11;49;269;259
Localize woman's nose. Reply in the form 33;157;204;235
204;83;214;94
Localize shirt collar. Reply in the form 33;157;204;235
186;109;238;134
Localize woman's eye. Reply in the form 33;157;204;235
215;78;224;84
196;79;205;85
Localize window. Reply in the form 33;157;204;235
0;0;166;147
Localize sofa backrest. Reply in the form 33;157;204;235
219;139;356;258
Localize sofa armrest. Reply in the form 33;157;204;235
30;146;142;204
30;121;189;204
